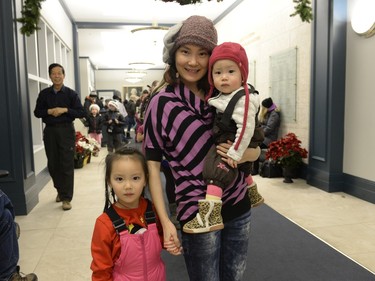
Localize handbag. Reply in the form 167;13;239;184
259;160;282;178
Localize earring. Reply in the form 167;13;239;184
176;72;179;79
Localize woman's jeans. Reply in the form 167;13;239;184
0;190;18;280
182;209;251;281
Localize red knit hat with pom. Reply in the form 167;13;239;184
207;42;250;151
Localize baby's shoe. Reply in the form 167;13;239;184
182;199;224;234
248;182;264;207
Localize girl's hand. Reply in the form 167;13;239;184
162;220;182;255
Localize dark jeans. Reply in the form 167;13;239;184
124;116;136;136
107;133;123;152
43;125;75;202
182;209;251;281
0;190;18;280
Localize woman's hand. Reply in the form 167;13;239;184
217;141;261;164
163;220;182;255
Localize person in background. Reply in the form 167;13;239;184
143;15;254;280
138;89;150;122
90;147;165;281
83;90;103;118
84;104;103;154
251;97;281;175
259;97;281;149
112;95;127;118
1;169;38;281
103;101;126;153
34;63;85;211
182;42;262;234
124;94;137;139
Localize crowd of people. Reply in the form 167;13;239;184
4;14;285;281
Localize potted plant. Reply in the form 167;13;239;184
266;133;308;183
74;132;99;168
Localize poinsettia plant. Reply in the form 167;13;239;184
75;131;100;160
266;133;308;168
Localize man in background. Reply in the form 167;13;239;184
34;63;85;211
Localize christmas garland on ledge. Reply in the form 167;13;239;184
290;0;313;23
17;0;46;36
161;0;223;5
161;0;313;23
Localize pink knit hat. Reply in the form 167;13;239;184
163;15;217;64
207;42;250;151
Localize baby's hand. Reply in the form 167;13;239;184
227;158;237;169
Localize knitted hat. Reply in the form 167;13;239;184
89;104;100;112
207;42;249;99
108;101;119;110
207;42;250;151
163;15;217;64
262;97;273;108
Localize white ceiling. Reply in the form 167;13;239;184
62;0;240;71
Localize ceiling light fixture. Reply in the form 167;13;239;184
126;70;147;78
125;77;142;84
128;62;156;70
131;24;169;33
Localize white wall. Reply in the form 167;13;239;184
40;0;74;84
344;0;375;181
95;69;164;99
216;0;311;150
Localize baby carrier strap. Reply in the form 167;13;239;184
220;84;258;128
105;199;156;235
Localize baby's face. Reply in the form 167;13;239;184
212;59;242;94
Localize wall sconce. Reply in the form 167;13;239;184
351;0;375;38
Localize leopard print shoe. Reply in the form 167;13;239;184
248;183;264;207
183;199;224;234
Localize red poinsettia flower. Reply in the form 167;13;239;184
266;133;308;168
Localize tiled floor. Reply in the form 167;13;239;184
15;149;375;280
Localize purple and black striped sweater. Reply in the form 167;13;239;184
143;83;250;224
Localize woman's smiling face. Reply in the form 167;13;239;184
175;44;210;90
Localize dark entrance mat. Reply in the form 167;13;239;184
245;204;375;281
162;204;375;280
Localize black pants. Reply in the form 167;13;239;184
203;146;251;189
43;124;75;202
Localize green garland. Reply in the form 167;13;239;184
290;0;313;23
161;0;222;5
17;0;46;36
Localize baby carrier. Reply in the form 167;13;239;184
214;84;264;148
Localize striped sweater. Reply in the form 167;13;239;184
143;83;250;224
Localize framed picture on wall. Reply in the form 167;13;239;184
123;86;143;99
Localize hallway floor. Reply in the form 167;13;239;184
15;149;375;280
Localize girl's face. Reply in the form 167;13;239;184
175;44;210;91
91;108;98;115
109;156;146;209
212;59;242;94
108;104;117;111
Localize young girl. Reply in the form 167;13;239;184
84;104;103;149
90;147;165;281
